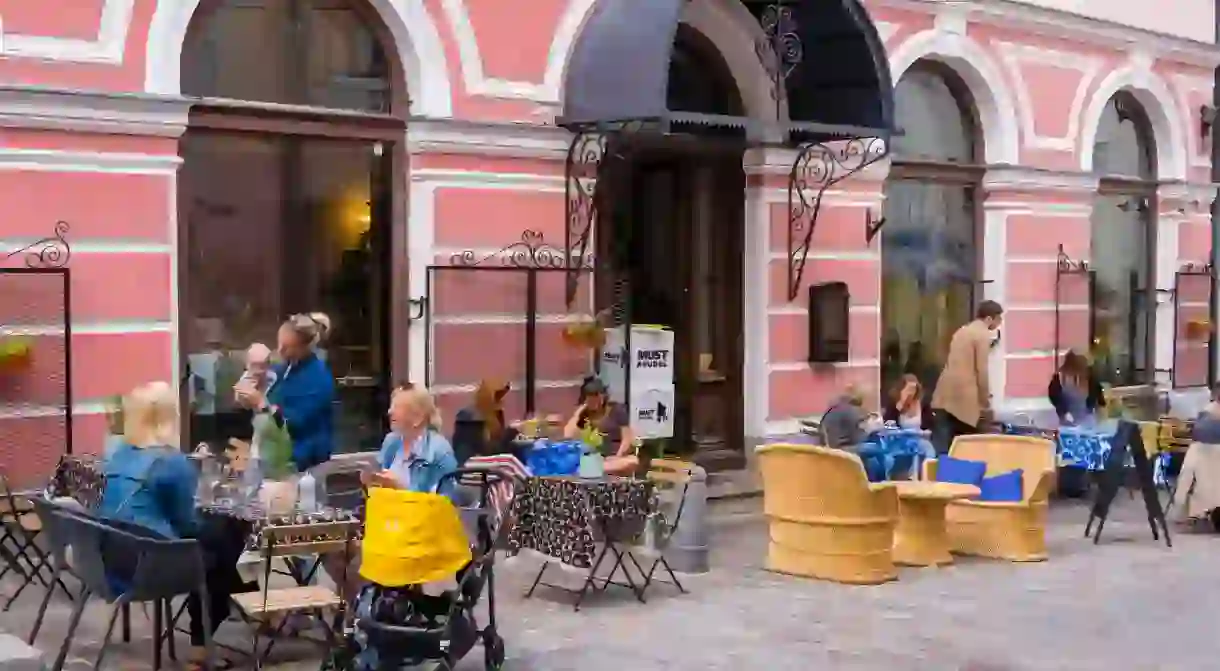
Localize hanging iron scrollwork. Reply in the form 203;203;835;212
2;221;71;269
752;2;802;113
1179;261;1214;276
1057;245;1089;273
451;230;586;269
787;137;888;301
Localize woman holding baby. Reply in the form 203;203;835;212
234;313;337;471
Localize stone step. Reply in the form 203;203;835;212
0;634;45;671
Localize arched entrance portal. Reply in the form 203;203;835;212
178;0;407;452
603;24;748;464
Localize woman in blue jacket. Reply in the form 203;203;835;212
99;382;243;669
236;312;336;471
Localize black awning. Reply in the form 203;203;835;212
559;0;895;142
560;0;685;130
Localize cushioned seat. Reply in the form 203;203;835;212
756;444;899;584
923;435;1055;562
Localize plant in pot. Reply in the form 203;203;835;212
577;424;606;477
0;335;34;375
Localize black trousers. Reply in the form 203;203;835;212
187;514;254;646
932;410;977;455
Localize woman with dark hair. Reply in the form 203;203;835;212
452;379;517;463
1048;350;1105;427
883;374;931;430
564;377;638;475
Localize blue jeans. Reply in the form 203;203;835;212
856;443;889;482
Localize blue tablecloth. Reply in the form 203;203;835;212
1003;423;1167;486
859;428;934;482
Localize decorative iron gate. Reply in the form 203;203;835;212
423;231;596;419
1054;244;1095;358
1172;262;1214;389
0;222;73;489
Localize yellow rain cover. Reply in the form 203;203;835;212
359;487;472;587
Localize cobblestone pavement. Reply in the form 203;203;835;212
3;496;1215;670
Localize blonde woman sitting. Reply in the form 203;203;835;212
325;385;459;600
97;382;243;670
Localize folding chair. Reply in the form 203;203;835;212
0;474;62;610
600;459;693;599
231;519;359;668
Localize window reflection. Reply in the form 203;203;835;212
1090;92;1156;386
881;182;978;388
180;132;392;453
881;64;980;393
182;0;393;113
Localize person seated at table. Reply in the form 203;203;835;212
882;374;937;477
563;377;638;476
821;385;890;480
1048;350;1104;427
1192;385;1220;443
324;385;459;601
235;312;335;472
98;381;244;670
452;379;518;463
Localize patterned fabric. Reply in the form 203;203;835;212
1057;429;1110;470
508;476;655;568
461;454;529;521
49;455;105;509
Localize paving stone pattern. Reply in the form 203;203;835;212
3;497;1215;670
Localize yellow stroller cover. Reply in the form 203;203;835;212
360;487;473;587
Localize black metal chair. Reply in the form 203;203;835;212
0;474;60;610
26;497;82;645
600;459;693;600
45;512;212;671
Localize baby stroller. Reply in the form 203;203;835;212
324;468;519;671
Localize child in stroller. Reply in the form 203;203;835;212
325;468;517;671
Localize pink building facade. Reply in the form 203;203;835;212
0;0;1217;481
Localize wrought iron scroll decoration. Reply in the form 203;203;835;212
452;229;590;270
753;2;802;116
1056;244;1088;273
1;221;71;269
787;137;888;301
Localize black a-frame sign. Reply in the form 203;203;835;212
1084;420;1171;547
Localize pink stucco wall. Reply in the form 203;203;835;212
0;0;1217;483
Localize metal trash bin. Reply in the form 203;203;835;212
663;465;709;574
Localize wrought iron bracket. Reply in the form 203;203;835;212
1056;244;1088;274
863;210;886;244
786;137;888;301
2;221;71;268
407;296;427;322
451;229;584;269
750;1;802;117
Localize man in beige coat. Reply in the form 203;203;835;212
931;301;1004;453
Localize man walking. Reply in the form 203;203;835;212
931;301;1004;454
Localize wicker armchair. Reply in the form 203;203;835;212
923;434;1055;562
756;443;899;584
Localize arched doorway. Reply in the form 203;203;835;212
1089;91;1158;386
604;23;747;463
880;63;984;395
178;0;407;452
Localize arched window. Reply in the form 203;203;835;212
1089;91;1157;386
179;0;406;452
881;63;983;393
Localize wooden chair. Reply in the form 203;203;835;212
232;520;360;664
756;444;899;585
923;434;1055;562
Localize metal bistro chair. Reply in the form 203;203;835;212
0;473;64;610
46;511;213;671
27;498;81;645
600;459;693;599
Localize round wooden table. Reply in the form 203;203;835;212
892;481;980;567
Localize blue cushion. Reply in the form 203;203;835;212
979;469;1024;502
935;456;987;487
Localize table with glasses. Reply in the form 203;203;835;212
509;475;656;610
